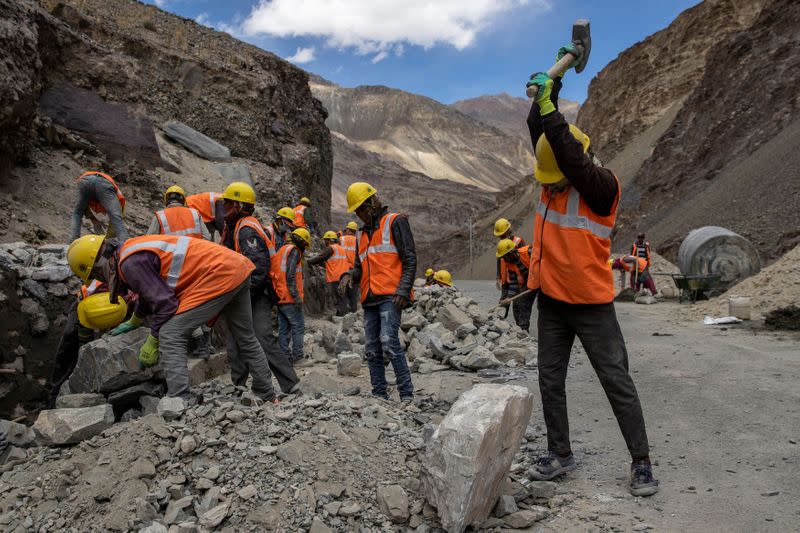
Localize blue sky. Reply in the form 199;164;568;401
145;0;701;104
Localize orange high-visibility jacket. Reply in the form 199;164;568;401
357;213;405;303
621;255;648;273
155;206;205;239
528;179;619;304
500;245;531;284
233;216;269;255
325;243;350;283
78;280;107;299
499;234;525;282
270;243;304;304
78;172;126;215
118;236;253;314
631;242;652;266
186;192;222;223
293;204;307;228
339;234;357;266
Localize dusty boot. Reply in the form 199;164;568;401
192;327;211;359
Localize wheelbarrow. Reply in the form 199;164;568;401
669;274;723;303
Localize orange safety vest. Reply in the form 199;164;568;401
528;180;619;304
631;242;652;266
499;235;525;282
77;172;126;215
293;205;307;228
501;245;531;285
78;280;107;299
621;255;648;273
233;216;269;255
186;192;222;223
118;235;253;314
155;206;205;239
270;243;304;304
325;243;350;283
357;213;407;303
340;234;357;266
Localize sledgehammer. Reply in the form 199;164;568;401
526;19;591;98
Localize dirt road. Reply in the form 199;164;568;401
451;280;800;531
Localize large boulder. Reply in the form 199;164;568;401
33;404;115;445
66;328;156;394
164;121;231;162
420;384;534;533
435;304;473;332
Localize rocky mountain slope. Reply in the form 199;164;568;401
311;81;534;192
0;0;332;244
452;93;579;144
609;0;800;263
577;0;768;161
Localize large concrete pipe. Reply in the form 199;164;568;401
677;226;761;289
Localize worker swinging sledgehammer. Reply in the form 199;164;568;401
524;19;658;496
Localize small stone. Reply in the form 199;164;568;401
199;502;229;528
203;466;221;480
526;480;556;500
139;523;168;533
337;353;362;377
761;491;780;497
338;502;362;517
502;507;548;528
633;523;654;531
493;494;518;517
309;518;332;533
237;484;258;500
180;435;198;454
376;484;409;524
55;393;106;408
131;457;156;478
158;397;186;420
226;410;246;423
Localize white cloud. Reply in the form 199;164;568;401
153;0;168;6
242;0;546;55
287;46;316;64
195;12;210;26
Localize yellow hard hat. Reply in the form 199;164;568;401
276;206;296;221
433;270;453;287
494;218;511;237
534;124;590;184
292;227;312;247
496;238;516;258
300;197;311;205
163;185;186;203
323;231;338;240
346;182;377;213
425;268;434;277
223;182;256;204
67;235;105;281
346;221;358;231
77;293;128;330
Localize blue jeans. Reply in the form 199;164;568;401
278;303;305;361
363;300;414;399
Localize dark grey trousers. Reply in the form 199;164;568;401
536;293;650;460
227;295;299;393
70;174;129;242
159;278;275;400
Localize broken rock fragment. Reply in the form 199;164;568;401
33;404;115;445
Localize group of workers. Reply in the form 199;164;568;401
422;267;454;289
58;40;657;498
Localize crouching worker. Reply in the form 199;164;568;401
66;234;278;403
432;270;455;290
611;256;658;295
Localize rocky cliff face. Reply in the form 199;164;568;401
0;0;332;244
613;0;800;262
577;0;767;161
311;83;534;192
452;93;579;145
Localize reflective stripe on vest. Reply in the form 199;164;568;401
357;213;405;302
233;216;269;254
264;224;278;257
78;171;126;214
358;213;398;262
528;178;619;305
79;279;105;299
340;234;357;266
186;192;222;223
513;235;522;247
118;235;253;314
325;243;350;283
270;243;303;303
156;207;205;238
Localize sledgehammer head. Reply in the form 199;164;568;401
572;19;591;73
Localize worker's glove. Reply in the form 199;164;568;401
109;314;144;336
392;294;410;312
138;334;160;369
526;73;555;116
556;42;582;74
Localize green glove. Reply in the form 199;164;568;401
109;314;144;336
138;334;160;369
526;73;555;116
556;42;581;75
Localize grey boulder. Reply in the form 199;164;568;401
461;346;501;371
435;304;473;332
67;328;155;394
164;121;231;162
337;353;362;377
33;404;115;445
376;484;410;524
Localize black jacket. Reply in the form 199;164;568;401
526;78;618;216
223;216;273;302
352;206;417;306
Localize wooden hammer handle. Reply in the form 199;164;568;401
526;52;576;98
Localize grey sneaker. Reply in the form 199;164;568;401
529;452;577;480
630;461;659;497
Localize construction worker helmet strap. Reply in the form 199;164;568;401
534;124;591;184
496;238;516;258
164;185;186;204
494;218;512;237
223;182;256;204
346;182;377;213
433;270;453;287
292;227;312;247
322;231;338;240
68;235;106;281
77;293;128;329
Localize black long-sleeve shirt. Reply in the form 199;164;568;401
306;246;333;267
284;247;303;302
351;206;417;306
526;78;618;216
